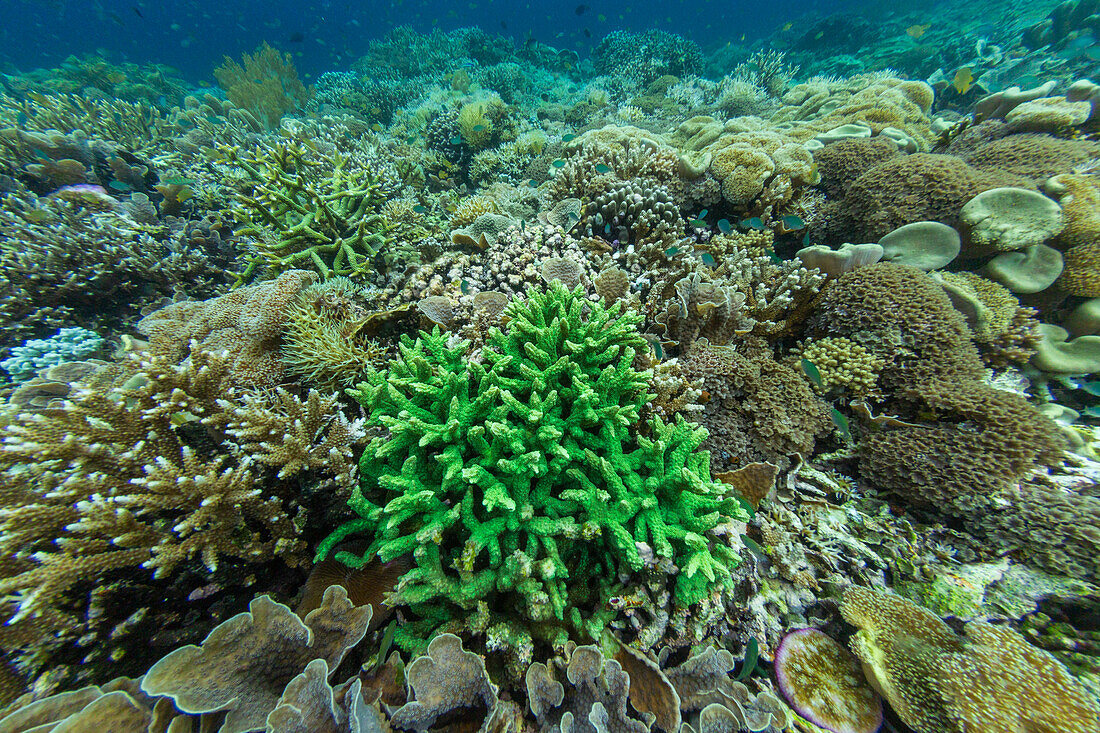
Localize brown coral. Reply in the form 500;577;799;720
0;349;361;685
1059;242;1100;297
141;586;371;733
841;587;1100;733
836;154;1031;242
138;269;316;388
860;379;1064;516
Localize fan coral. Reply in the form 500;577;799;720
214;42;312;130
317;284;750;659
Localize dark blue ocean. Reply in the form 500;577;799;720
2;0;880;82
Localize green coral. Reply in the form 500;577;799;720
317;284;749;656
224;141;390;283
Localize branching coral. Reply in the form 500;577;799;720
0;349;361;682
317;284;750;660
222;140;390;282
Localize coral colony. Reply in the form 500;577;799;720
0;4;1097;732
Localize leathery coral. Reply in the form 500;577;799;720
840;586;1100;733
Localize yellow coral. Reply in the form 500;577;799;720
1045;173;1100;249
457;99;494;149
449;194;500;229
841;587;1100;733
800;337;881;396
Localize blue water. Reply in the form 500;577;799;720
1;0;875;81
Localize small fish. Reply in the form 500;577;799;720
781;22;793;31
802;231;811;246
740;217;765;230
952;66;974;95
717;218;732;233
460;279;470;294
781;214;805;230
700;252;716;266
651;340;664;360
528;179;540;188
132;6;144;18
288;31;304;43
161;177;197;186
1076;380;1100;396
688;219;706;227
906;24;930;39
412;204;428;213
594;163;612;174
765;249;782;265
801;358;823;387
107;180;133;192
472;124;486;131
562;133;576;142
450;135;463;145
551;159;566;168
1082;405;1100;418
665;246;680;257
584;28;591;38
741;535;767;561
697;208;708;218
831;408;852;441
736;638;760;681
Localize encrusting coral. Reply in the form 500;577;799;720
316;283;751;664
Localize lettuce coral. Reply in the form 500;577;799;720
317;284;750;657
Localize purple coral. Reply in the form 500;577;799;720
775;628;882;733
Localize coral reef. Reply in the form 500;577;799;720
318;284;750;661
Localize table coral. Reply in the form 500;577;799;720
316;284;750;659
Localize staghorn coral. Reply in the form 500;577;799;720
214;42;312;130
316;284;750;660
222;140;391;283
0;348;361;685
840;586;1100;733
